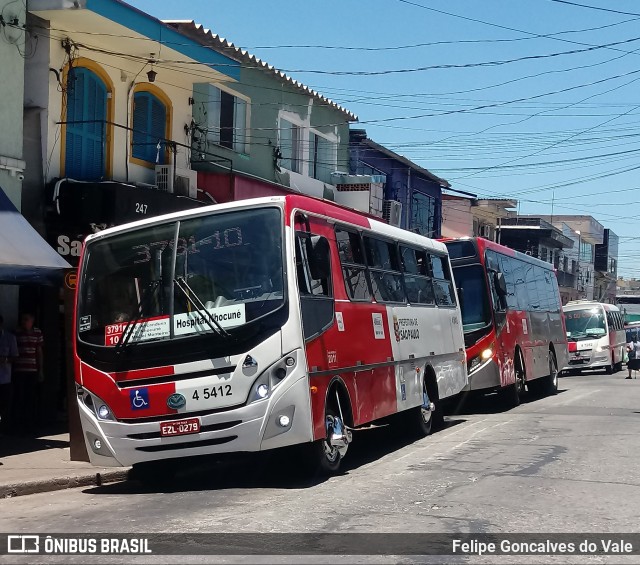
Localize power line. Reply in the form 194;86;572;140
548;0;640;17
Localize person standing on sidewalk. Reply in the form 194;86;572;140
12;313;44;434
0;314;19;433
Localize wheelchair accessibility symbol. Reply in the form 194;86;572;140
130;388;150;410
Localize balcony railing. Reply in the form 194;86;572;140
55;119;233;182
556;270;575;288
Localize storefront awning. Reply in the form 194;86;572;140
0;186;70;285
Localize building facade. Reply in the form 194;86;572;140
348;129;448;236
0;0;27;327
496;217;576;304
441;196;517;242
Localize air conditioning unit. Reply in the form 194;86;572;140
155;165;198;199
382;200;402;227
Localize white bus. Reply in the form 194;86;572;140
563;301;626;374
73;194;467;478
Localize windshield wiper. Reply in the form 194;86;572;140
173;276;231;339
115;279;161;354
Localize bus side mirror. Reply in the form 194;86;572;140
457;287;464;311
307;236;331;281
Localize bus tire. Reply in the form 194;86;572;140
402;376;435;438
502;353;524;408
544;350;559;395
605;356;614;374
301;403;349;477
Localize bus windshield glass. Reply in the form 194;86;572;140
451;265;492;332
77;207;284;347
564;308;607;340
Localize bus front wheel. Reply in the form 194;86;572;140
502;354;524;408
304;404;351;476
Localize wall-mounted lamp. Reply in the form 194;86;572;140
147;53;157;83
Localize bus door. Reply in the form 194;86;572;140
294;222;335;347
488;252;516;385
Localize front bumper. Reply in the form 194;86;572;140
79;375;313;467
463;358;501;392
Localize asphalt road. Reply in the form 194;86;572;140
2;371;640;565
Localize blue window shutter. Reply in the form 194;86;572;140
65;67;107;180
132;93;149;161
132;92;167;164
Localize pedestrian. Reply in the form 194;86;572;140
626;338;640;379
12;313;44;433
0;314;18;433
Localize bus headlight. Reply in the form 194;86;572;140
248;350;300;404
77;386;115;421
481;348;493;360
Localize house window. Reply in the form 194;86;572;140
309;133;336;183
411;191;438;238
279;119;302;173
65;66;109;180
192;83;248;153
132;91;167;164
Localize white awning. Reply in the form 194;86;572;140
0;186;70;285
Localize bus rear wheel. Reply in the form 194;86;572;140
605;355;614;374
529;350;558;396
401;378;435;438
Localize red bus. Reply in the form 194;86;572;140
443;237;568;405
73;195;468;477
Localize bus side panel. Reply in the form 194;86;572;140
305;302;396;440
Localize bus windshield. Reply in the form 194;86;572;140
564;308;607;340
77;207;284;347
451;264;492;333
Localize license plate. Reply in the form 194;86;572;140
160;417;201;437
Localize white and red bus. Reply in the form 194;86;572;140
563;301;626;374
73;195;467;476
443;237;568;405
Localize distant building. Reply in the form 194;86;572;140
348;129;451;236
535;215;615;303
441;196;517;242
496;217;575;304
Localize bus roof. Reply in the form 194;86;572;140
83;194;448;254
564;300;620;312
444;236;556;271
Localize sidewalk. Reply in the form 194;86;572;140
0;431;130;498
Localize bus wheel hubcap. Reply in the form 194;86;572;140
325;414;350;461
421;389;434;424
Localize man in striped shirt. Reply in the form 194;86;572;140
12;313;43;433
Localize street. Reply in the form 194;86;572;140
2;371;640;564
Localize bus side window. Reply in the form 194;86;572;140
429;254;456;307
497;253;517;309
295;233;331;298
295;232;334;340
335;228;372;301
364;236;405;303
400;246;434;305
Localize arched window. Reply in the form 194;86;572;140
65;66;109;180
132;90;168;165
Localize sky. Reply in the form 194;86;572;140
127;0;640;278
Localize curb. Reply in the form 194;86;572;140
0;469;131;499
